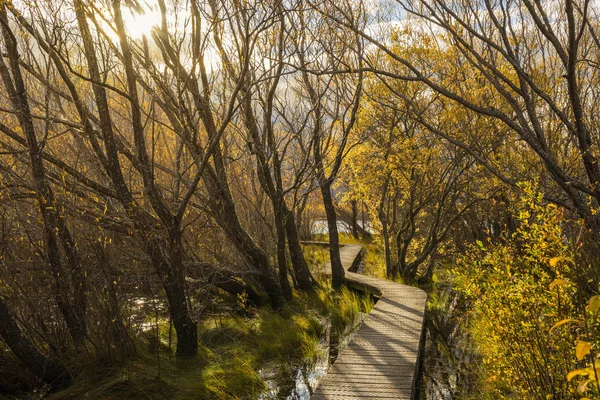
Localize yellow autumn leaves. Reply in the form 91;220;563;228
550;276;600;399
452;186;589;398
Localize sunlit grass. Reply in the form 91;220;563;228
362;242;387;279
312;283;369;332
47;237;382;400
302;243;330;277
49;285;367;399
361;294;375;314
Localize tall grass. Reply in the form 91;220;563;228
312;284;371;331
47;294;332;399
46;238;380;400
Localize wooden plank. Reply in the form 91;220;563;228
312;244;427;399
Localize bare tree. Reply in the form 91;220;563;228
0;4;88;347
292;1;365;288
0;296;71;388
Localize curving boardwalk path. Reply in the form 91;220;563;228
312;244;428;400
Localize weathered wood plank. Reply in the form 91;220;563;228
312;244;427;399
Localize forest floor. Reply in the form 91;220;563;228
24;238;378;400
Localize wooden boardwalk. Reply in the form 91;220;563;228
313;244;428;400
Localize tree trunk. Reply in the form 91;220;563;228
211;275;264;306
211;202;284;307
351;200;359;239
422;244;438;283
334;202;371;239
321;182;345;288
203;169;284;308
0;8;87;346
378;175;395;278
97;242;133;356
146;232;198;357
284;209;316;291
381;216;394;278
0;297;71;389
164;283;197;357
274;203;293;300
295;197;311;240
395;231;407;281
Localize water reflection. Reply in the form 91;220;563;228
260;312;367;400
419;285;478;400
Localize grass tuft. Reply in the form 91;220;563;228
44;238;381;400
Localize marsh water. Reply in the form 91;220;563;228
418;284;479;399
257;249;372;399
259;311;367;400
260;251;479;400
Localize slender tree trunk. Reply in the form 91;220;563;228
378;175;394;278
295;191;312;240
146;230;198;356
75;0;200;356
296;210;307;240
274;205;293;300
395;231;406;280
321;182;345;288
423;244;438;282
248;137;292;301
362;203;367;237
163;284;197;357
0;7;87;346
97;242;133;356
0;297;71;389
168;227;197;356
213;208;283;306
351;200;359;239
381;217;393;278
284;209;315;291
203;170;284;308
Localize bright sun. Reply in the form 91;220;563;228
96;3;161;42
121;8;161;39
95;3;222;71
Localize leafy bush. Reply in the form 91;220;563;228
453;185;584;399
